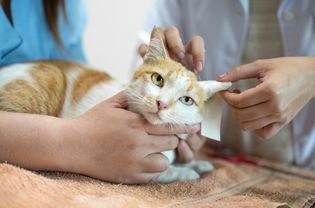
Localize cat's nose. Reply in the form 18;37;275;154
156;100;167;110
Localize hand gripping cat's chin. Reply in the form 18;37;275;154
143;111;164;125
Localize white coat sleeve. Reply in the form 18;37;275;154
140;0;183;43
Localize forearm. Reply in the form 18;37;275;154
0;111;66;171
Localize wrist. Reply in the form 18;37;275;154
50;118;75;173
53;118;87;174
40;117;71;172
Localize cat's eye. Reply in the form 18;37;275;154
151;73;164;87
179;96;194;106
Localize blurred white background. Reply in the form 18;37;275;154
83;0;153;82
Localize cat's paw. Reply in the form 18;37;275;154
177;168;200;181
190;160;214;175
176;160;214;175
154;166;200;184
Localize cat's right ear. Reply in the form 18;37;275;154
143;26;170;62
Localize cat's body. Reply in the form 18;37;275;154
0;61;120;119
0;28;231;183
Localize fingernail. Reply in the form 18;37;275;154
195;61;203;71
216;73;227;79
179;140;185;148
192;124;200;133
178;51;185;60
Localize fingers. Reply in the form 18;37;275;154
138;26;205;72
186;36;205;71
124;172;161;184
144;123;200;135
177;140;194;163
147;135;179;152
239;115;280;131
105;91;128;108
138;43;148;58
220;82;270;108
217;60;268;82
177;133;205;163
254;122;283;139
164;26;186;60
186;133;206;152
142;153;169;173
228;97;285;132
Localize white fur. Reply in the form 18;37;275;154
55;64;125;118
0;63;34;90
74;81;123;117
59;66;83;118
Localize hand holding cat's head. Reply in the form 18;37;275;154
127;27;231;125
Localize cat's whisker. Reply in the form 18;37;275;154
128;98;153;109
127;91;157;108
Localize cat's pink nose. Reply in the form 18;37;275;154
157;100;167;110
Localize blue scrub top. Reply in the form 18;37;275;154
0;0;87;67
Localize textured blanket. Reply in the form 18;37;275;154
1;149;315;208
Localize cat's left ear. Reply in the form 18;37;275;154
143;26;170;62
198;81;232;100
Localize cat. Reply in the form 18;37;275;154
0;27;231;183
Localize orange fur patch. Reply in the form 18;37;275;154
0;63;67;116
71;69;111;104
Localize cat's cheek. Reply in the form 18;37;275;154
174;104;202;124
145;83;160;98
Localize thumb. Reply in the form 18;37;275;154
216;60;266;82
105;91;128;109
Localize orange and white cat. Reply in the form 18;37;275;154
0;28;231;183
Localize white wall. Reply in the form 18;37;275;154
83;0;153;82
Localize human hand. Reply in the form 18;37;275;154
217;57;315;139
176;132;206;163
138;26;205;72
60;91;200;184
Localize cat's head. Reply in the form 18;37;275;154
127;27;231;125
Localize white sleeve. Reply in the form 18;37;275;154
131;0;183;70
140;0;183;43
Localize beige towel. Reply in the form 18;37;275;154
0;149;314;208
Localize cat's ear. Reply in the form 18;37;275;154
198;81;232;100
143;26;170;62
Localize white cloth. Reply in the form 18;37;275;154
142;0;315;168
